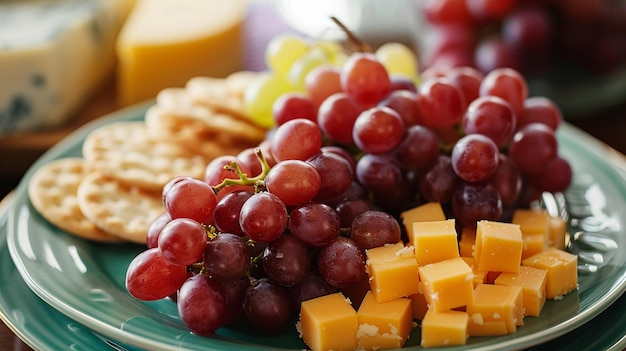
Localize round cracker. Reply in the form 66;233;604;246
82;121;207;192
27;157;123;243
76;172;164;244
185;76;250;121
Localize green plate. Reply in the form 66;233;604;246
6;102;626;350
0;196;141;351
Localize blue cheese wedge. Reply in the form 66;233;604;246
0;0;134;135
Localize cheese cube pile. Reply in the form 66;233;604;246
298;203;578;350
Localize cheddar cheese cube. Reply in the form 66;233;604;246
548;216;567;249
299;292;358;351
522;233;546;259
522;248;578;299
495;265;547;317
418;257;474;312
512;209;550;236
408;287;429;320
356;291;412;350
420;309;469;348
366;243;420;303
474;220;523;273
461;257;489;287
467;284;524;336
459;227;476;257
400;202;446;245
412;219;460;266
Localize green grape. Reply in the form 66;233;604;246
265;34;309;78
243;72;293;129
288;48;331;92
375;42;418;79
311;41;347;66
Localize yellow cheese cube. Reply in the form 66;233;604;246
299;292;358;351
356;291;412;350
461;257;489;287
408;288;429;320
522;233;546;259
474;220;523;273
420;309;469;348
116;0;245;106
548;216;567;249
512;209;550;236
400;202;446;245
522;248;578;299
418;257;474;312
467;284;523;336
459;227;476;257
412;219;460;266
366;243;420;303
495;266;548;317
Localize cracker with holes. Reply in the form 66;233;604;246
145;105;246;159
185;76;252;121
27;157;123;243
82;121;207;192
76;171;163;244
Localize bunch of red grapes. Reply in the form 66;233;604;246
125;48;572;339
420;0;626;76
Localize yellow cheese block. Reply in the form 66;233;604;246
408;287;429;320
522;248;578;299
412;219;460;266
467;284;524;336
299;292;358;351
512;209;550;236
461;257;489;287
495;265;548;317
522;233;546;259
356;291;412;350
418;257;474;312
420;309;469;348
474;220;523;273
548;216;568;249
366;243;420;303
459;227;476;258
400;202;446;244
116;0;245;106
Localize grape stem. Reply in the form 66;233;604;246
212;148;270;193
330;16;372;53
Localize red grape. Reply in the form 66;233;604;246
350;210;402;250
243;278;293;334
239;192;288;242
272;92;317;126
177;274;227;336
262;234;311;286
508;123;558;174
288;202;341;248
317;237;366;290
125;248;188;301
158;218;207;266
270;118;322;162
340;53;391;107
417;77;466;129
451;134;500;182
164;178;217;225
317;92;363;145
462;95;517;147
352;107;406;154
265;160;321;206
204;233;250;282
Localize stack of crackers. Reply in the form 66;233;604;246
28;72;267;244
